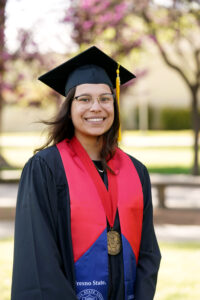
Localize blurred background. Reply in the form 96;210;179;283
0;0;200;299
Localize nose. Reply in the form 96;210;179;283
89;99;102;111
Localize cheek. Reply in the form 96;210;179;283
70;106;75;126
109;106;115;122
70;104;83;124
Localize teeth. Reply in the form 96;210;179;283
86;118;104;122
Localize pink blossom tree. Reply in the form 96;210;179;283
64;0;200;174
0;0;6;131
0;1;48;168
63;0;143;61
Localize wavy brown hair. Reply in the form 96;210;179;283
35;86;120;172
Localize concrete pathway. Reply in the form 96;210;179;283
1;220;200;243
0;220;14;239
155;224;200;243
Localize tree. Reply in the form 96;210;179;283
64;0;200;175
0;0;9;168
140;0;200;175
0;0;50;168
0;0;6;126
63;0;143;64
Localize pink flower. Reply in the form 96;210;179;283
115;2;128;14
81;0;97;9
18;73;25;81
83;20;94;30
90;0;110;14
1;51;11;61
99;12;113;23
148;34;157;44
1;82;13;92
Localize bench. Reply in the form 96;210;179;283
1;170;200;209
150;174;200;208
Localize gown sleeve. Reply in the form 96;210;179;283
11;156;77;300
134;166;161;300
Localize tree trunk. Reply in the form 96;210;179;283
191;88;200;175
0;94;10;168
0;0;10;169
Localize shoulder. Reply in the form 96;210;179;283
122;152;153;209
129;155;150;187
118;148;150;186
128;154;149;183
22;145;58;175
22;145;66;185
34;145;60;163
30;145;62;168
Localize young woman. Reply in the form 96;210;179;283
11;46;161;300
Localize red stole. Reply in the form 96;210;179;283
57;137;143;263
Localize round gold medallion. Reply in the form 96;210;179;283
107;230;122;255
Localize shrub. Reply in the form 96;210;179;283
161;107;192;130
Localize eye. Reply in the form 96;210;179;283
100;95;113;102
77;96;91;102
101;97;109;102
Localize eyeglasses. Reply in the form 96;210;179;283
73;93;114;108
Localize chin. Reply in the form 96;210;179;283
88;131;106;137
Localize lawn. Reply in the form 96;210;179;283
0;239;13;300
154;242;200;300
1;239;200;300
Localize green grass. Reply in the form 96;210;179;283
1;239;200;300
0;239;13;300
148;166;193;174
155;242;200;300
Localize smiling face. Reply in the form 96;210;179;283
71;83;114;143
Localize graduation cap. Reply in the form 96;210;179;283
38;46;136;97
38;46;136;140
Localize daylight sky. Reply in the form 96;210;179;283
5;0;75;53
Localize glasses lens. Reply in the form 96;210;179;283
76;96;92;103
74;94;114;107
99;94;114;104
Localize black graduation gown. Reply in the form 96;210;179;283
11;145;161;300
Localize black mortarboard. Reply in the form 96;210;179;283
38;46;136;96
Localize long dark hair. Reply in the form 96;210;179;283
35;86;120;171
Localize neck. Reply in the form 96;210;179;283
74;133;103;160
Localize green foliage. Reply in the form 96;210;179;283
131;106;195;130
148;166;191;174
161;107;192;130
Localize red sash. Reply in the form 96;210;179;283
57;137;143;263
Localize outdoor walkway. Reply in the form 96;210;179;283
0;182;200;242
1;220;200;242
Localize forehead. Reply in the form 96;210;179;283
75;83;111;95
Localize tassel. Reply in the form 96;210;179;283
116;63;121;141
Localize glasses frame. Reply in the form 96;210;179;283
73;93;114;107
